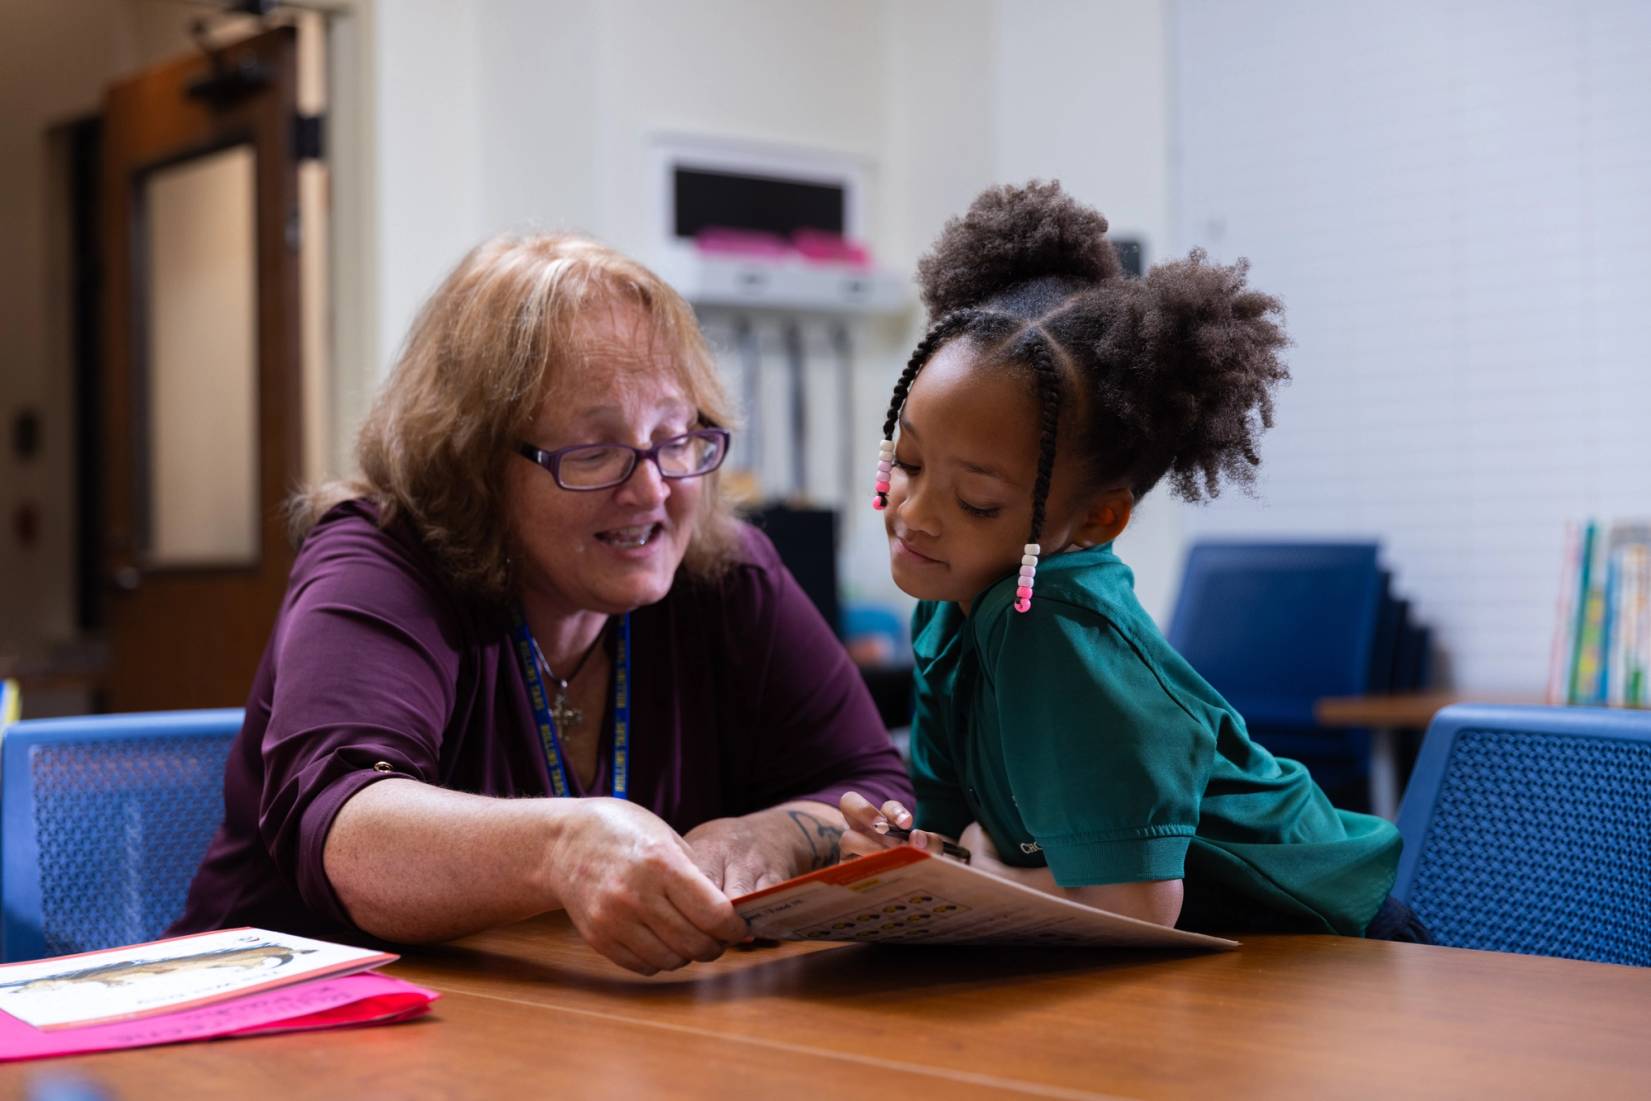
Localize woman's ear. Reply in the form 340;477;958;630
1071;488;1134;548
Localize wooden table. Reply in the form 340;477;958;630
1314;692;1544;819
19;913;1651;1099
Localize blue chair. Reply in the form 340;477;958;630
1168;540;1386;725
1167;541;1387;801
1394;704;1651;966
0;710;241;962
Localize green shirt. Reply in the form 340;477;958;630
909;543;1401;936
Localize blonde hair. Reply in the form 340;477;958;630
291;233;742;604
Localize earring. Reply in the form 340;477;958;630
872;438;894;511
1015;543;1040;614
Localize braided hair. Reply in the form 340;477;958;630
880;180;1290;553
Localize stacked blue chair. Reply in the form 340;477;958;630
1167;541;1387;802
1394;704;1651;966
0;710;241;962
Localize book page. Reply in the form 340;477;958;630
0;927;395;1031
734;848;1237;950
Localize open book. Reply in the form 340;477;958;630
733;846;1237;950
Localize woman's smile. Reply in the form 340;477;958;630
594;521;665;553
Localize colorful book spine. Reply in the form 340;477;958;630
1568;521;1598;705
1547;523;1580;705
1600;549;1619;704
1620;544;1650;708
1557;521;1651;710
0;679;19;727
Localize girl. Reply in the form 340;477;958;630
841;182;1425;940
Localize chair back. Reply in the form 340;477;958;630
0;709;241;962
1394;704;1651;965
1167;541;1386;726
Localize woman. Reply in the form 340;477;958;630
172;234;912;975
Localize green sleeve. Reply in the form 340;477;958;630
908;602;972;839
979;599;1212;887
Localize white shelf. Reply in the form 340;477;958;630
654;248;909;317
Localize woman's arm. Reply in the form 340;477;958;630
324;779;749;973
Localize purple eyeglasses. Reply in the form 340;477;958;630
515;428;731;491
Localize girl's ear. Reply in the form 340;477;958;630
1071;488;1134;548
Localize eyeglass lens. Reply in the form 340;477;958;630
557;433;724;488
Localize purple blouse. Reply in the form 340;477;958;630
172;500;911;942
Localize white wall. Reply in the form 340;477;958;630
1171;0;1651;691
372;0;485;369
474;0;602;242
994;0;1180;623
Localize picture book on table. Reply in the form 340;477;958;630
733;846;1237;951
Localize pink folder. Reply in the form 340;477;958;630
0;972;437;1063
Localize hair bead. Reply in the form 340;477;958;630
871;438;894;510
872;311;977;514
1014;540;1043;614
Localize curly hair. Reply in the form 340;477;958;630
883;180;1290;550
289;233;742;606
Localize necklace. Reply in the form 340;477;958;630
511;607;633;800
529;621;608;733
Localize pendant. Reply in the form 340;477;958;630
549;684;583;731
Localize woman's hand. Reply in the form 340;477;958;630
546;798;750;976
684;804;840;899
837;791;955;859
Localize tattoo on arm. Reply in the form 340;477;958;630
787;810;844;868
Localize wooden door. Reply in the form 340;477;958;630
101;28;304;711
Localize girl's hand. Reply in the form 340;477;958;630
837;791;953;859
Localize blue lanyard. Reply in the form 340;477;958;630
511;609;631;801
